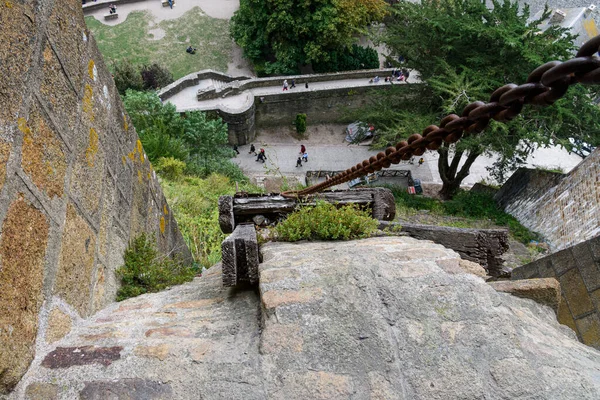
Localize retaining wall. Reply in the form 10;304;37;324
0;0;191;393
512;235;600;349
495;148;600;251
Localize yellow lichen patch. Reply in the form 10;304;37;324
137;169;142;183
136;140;144;162
160;216;166;234
4;1;13;8
122;155;127;166
163;205;168;215
85;128;99;167
87;60;95;80
21;107;67;198
123;115;128;131
82;84;94;121
128;151;135;161
147;172;151;180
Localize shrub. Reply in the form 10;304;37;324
141;63;174;91
156;157;186;180
313;45;380;73
116;233;196;301
112;60;144;95
274;201;378;241
295;113;307;134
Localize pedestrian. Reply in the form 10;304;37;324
249;144;256;155
418;157;424;166
300;144;306;155
296;156;303;167
283;80;288;91
291;79;296;89
302;152;308;163
233;144;239;155
168;0;173;8
108;4;116;13
305;82;308;89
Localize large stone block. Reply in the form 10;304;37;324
20;103;68;198
0;0;37;122
489;278;560;312
45;307;73;344
559;268;594;319
0;195;50;394
54;203;97;317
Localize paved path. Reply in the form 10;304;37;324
166;76;414;112
230;140;584;187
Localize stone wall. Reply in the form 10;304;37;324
0;0;191;393
495;148;600;251
512;235;600;349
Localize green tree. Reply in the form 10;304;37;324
122;90;235;177
375;0;600;199
230;0;388;74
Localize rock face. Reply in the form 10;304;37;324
10;237;600;399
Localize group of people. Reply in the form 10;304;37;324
295;144;308;167
370;69;410;84
248;144;267;163
283;79;308;91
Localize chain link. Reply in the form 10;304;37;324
281;35;600;198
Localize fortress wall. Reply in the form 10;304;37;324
495;148;600;251
0;0;191;393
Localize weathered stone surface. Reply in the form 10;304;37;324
218;195;234;233
363;187;396;221
222;223;259;287
24;382;58;400
11;239;600;399
79;378;172;400
41;346;122;369
0;196;49;394
488;278;561;312
45;308;72;344
54;203;97;317
458;259;488;278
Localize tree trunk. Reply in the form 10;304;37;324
437;146;481;200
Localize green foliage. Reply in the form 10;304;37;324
112;60;144;95
295;113;307;134
367;0;600;197
112;61;173;95
155;157;186;180
230;0;388;74
274;201;378;241
386;186;539;244
161;174;261;267
123;90;245;181
116;233;196;301
313;45;380;73
84;8;231;80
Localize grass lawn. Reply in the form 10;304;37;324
85;7;231;79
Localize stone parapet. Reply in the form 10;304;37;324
0;0;191;393
512;235;600;348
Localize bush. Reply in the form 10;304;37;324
116;233;196;301
156;157;186;180
295;113;307;134
141;63;174;91
313;45;380;73
274;201;378;241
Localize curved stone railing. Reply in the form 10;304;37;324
82;0;144;13
158;70;252;100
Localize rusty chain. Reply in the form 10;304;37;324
281;34;600;198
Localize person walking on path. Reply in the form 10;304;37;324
283;80;289;91
291;79;296;89
249;144;256;155
256;148;266;163
305;82;308;89
300;144;306;155
296;156;303;167
418;157;424;166
168;0;173;8
302;152;308;163
233;144;239;155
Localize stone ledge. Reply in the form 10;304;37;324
489;278;560;312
